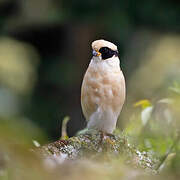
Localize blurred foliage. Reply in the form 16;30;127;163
0;0;180;179
0;37;39;95
0;0;179;138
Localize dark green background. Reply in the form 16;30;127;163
0;0;179;140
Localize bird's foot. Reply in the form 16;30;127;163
100;131;115;145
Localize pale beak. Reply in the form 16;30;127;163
92;49;101;57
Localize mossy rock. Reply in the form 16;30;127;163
37;130;159;172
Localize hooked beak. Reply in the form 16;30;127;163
92;49;101;57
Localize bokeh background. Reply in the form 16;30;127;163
0;0;180;142
1;1;180;180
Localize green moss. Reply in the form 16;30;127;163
38;130;159;172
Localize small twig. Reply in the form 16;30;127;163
156;131;179;171
61;116;70;140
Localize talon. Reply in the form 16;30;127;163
106;137;115;145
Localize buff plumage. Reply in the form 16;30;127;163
81;39;125;133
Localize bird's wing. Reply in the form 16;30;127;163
81;68;99;121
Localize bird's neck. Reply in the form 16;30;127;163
90;56;120;70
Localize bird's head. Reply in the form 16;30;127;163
91;39;119;60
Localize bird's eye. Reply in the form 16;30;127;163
99;47;118;60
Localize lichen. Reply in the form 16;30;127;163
37;130;159;172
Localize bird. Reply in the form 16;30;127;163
81;39;126;134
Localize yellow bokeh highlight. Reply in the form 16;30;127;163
0;37;40;95
134;99;152;109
